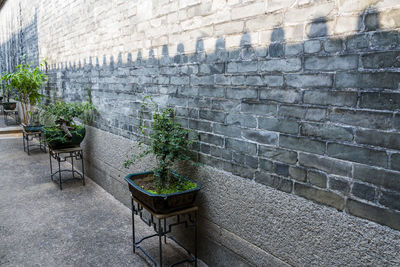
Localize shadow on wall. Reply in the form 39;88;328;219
1;7;400;231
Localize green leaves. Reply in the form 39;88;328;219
124;96;199;191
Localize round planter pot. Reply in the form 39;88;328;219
125;171;201;214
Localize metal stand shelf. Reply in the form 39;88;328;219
23;130;46;155
131;197;198;267
49;146;85;190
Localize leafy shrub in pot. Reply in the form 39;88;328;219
39;89;96;149
124;96;201;213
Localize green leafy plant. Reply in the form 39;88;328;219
1;57;47;124
124;96;198;193
39;88;96;144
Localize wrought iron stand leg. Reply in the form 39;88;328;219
71;154;75;179
81;151;85;186
195;210;198;267
131;197;135;253
58;157;62;190
164;219;167;244
23;132;26;152
27;134;30;155
159;218;163;267
49;152;53;181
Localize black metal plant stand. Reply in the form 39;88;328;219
131;196;198;267
23;129;46;155
49;146;85;190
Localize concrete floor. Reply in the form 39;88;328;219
0;137;204;266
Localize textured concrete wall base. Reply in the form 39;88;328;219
82;126;400;266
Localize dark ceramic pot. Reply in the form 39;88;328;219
125;171;201;214
3;102;16;110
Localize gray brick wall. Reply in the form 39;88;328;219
1;0;400;232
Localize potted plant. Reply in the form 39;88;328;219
124;96;201;214
39;89;96;149
0;58;47;125
0;78;16;110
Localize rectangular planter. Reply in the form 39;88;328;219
125;171;201;214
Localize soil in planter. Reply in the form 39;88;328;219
135;173;197;195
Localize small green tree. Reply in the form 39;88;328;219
1;59;47;124
124;96;198;191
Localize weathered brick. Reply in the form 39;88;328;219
362;51;400;69
189;119;212;132
191;75;214;86
225;138;257;154
301;122;353;142
298;153;352;177
356;129;400;150
352;182;376;202
327;143;387;168
346;34;369;50
242;129;278;145
211;99;240;111
285;43;303;56
274;162;289;177
259;158;273;172
258;117;299;134
354;164;400;192
226;88;258;100
305;55;358;71
347;199;400;231
286;74;333;88
258;58;302;72
329;176;350;194
304;40;321;53
260;88;301;104
199;133;224;147
280;135;325;155
226;113;257;128
255;172;293;193
269;43;284;58
258;145;297;164
289;166;307;182
279;106;326;121
214;75;231;85
329;108;392;130
371;32;398;49
263;75;284;87
199;63;224;74
360;92;400;110
199;109;225;123
199;87;225;98
200;143;211;154
392;153;400;171
294;183;345;211
323;39;343;53
245;155;259;169
336;72;400;89
214;123;242;138
303;90;357;107
246;76;264;86
379;190;400;211
241;100;276;116
307;170;327;188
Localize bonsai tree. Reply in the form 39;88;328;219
0;58;47;124
39;88;96;147
124;96;198;194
